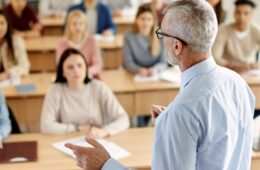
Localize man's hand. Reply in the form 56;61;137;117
65;138;110;170
151;105;166;126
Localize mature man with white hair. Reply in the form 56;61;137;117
65;0;255;170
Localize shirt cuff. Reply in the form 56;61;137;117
101;158;127;170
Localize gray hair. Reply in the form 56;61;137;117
163;0;218;54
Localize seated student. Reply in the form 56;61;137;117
207;0;225;24
0;91;11;149
212;0;260;73
143;0;168;26
41;48;129;137
68;0;116;36
39;0;80;17
99;0;137;17
0;10;29;81
3;0;42;38
123;5;166;77
56;10;102;78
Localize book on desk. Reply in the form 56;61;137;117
0;141;37;163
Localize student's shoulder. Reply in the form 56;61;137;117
124;32;138;41
89;79;111;93
218;23;234;34
250;24;260;35
24;5;37;15
97;2;110;10
68;3;84;12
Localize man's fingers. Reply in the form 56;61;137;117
85;138;104;149
65;143;89;154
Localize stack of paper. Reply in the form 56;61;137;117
52;136;130;160
245;69;260;77
94;34;115;42
133;68;181;84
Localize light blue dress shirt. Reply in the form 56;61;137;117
102;57;255;170
0;91;11;141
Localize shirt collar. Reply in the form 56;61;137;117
180;57;217;91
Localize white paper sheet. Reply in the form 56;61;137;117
134;72;160;82
94;34;115;42
133;68;181;84
52;136;130;160
0;76;21;88
245;69;260;77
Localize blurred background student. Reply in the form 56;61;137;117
38;0;80;17
68;0;115;36
56;10;102;78
99;0;137;17
143;0;168;26
3;0;42;38
41;49;129;137
208;0;226;24
213;0;260;73
0;91;11;149
0;10;29;81
123;5;166;78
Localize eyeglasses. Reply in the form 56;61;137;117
155;27;188;45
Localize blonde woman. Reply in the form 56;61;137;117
56;10;102;78
123;5;166;77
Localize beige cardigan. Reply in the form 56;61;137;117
212;23;260;66
41;80;130;135
0;35;30;77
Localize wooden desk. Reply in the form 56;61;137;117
40;15;134;36
41;16;64;36
25;35;124;72
0;128;259;170
113;15;135;34
252;151;260;170
4;70;260;132
0;128;152;170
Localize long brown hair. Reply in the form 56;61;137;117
132;5;160;57
0;10;15;63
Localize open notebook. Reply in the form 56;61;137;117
52;136;130;160
0;141;38;163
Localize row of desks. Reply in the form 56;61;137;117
25;35;124;71
40;15;135;36
3;69;260;132
0;128;259;170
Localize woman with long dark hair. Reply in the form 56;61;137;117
41;48;129;137
0;10;29;81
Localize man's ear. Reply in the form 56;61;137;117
172;39;183;56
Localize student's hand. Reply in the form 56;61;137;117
249;63;260;70
151;105;166;126
139;68;150;77
0;72;9;81
113;10;123;17
148;68;155;76
65;138;110;170
226;64;251;73
0;140;3;149
78;124;92;132
87;126;109;138
102;29;113;36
